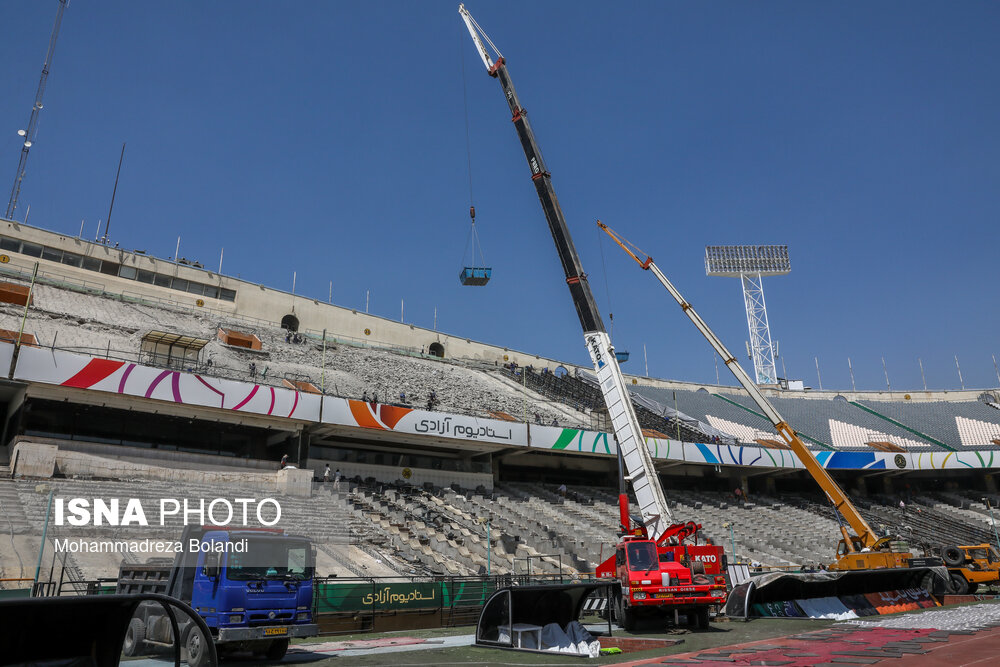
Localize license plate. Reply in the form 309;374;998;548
653;593;673;599
263;627;288;636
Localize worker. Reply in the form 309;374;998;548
280;454;288;470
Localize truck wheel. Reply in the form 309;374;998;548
942;546;965;567
122;618;146;657
611;592;624;629
622;607;637;632
183;624;209;667
920;570;949;596
695;608;711;630
949;572;969;595
265;638;290;660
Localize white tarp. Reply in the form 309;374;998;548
796;596;857;620
539;621;600;657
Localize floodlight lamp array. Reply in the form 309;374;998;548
705;245;790;277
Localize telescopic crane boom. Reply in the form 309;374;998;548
458;4;673;536
597;222;891;558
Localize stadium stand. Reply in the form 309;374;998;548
857;399;1000;449
0;474;400;585
727;393;946;451
0;283;583;429
506;367;713;442
798;493;997;553
2;224;1000;596
630;387;787;446
5;458;1000;586
629;386;964;451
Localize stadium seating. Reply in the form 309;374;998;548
858;400;1000;449
1;474;394;585
3;255;1000;592
506;367;712;442
0;283;583;429
5;467;1000;588
1;279;994;454
631;387;782;445
629;386;962;451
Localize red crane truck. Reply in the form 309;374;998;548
459;4;727;631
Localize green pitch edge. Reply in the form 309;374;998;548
848;401;955;451
711;393;835;450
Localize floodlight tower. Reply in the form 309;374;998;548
705;245;790;385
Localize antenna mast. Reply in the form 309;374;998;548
102;143;126;244
6;0;69;220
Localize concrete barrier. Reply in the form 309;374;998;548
10;441;313;497
10;442;56;478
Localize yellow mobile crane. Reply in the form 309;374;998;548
597;222;949;605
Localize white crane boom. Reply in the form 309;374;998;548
459;4;673;536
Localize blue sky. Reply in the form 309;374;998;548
1;1;998;391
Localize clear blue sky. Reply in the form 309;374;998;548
2;1;998;391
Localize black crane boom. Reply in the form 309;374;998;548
488;59;605;335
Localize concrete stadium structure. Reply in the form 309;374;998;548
2;218;1000;590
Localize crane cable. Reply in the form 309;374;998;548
598;225;614;337
463;8;504;62
460;30;486;269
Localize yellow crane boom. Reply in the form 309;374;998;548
597;221;882;553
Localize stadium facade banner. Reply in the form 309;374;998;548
529;424;616;454
526;424;804;469
6;343;999;472
11;345;322;421
526;424;997;471
315;581;440;612
321;397;528;446
314;579;493;613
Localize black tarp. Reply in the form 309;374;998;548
724;566;950;619
476;582;613;648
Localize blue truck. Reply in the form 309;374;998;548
116;526;318;665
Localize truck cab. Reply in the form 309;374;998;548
597;534;727;631
191;529;316;650
119;527;318;666
941;543;1000;594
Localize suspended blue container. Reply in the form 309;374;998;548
615;350;630;363
460;267;492;286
